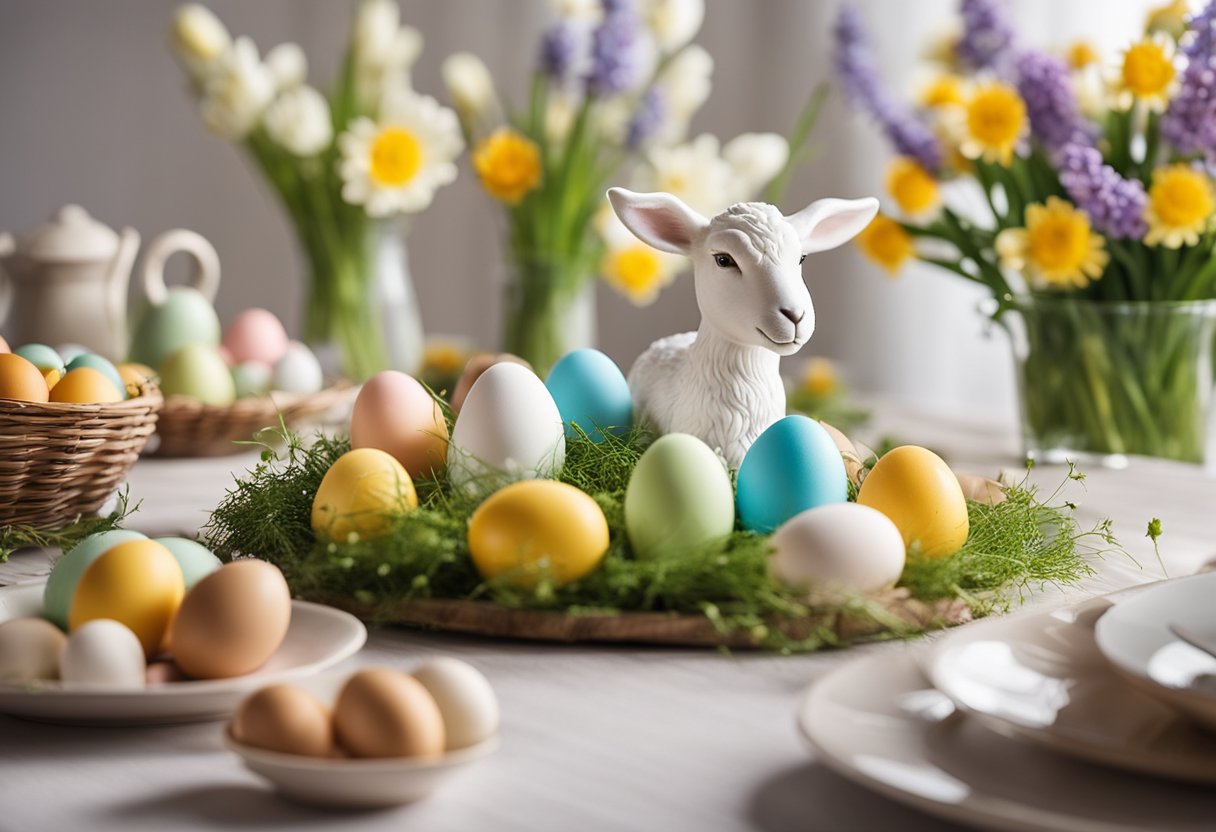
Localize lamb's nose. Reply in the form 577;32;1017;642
779;308;805;324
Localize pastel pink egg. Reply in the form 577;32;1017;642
223;309;289;366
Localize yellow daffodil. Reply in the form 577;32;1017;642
1144;164;1215;248
886;157;940;217
855;215;914;276
996;197;1108;288
1145;0;1190;39
422;340;470;375
600;244;671;306
919;74;966;109
800;358;839;397
1066;40;1101;71
1111;34;1178;112
472;128;543;204
960;82;1026;167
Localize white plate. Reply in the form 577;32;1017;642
798;648;1216;832
1095;572;1216;732
928;596;1216;785
0;581;367;724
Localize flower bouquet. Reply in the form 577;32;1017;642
169;1;464;381
838;0;1216;463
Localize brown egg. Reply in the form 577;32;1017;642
451;353;532;412
0;353;49;402
351;371;449;480
145;660;187;685
49;367;123;404
955;472;1007;505
231;684;335;757
333;668;445;759
168;560;291;679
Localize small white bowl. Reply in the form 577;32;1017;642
224;730;500;808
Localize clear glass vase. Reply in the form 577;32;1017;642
501;251;597;374
1003;295;1216;466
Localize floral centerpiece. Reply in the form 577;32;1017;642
169;1;464;380
837;0;1216;463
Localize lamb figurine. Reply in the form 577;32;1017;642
607;187;879;468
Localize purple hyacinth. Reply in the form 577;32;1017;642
833;6;943;172
587;0;640;96
539;21;580;83
1015;50;1097;158
1161;0;1216;160
626;87;664;149
1058;143;1148;240
955;0;1017;74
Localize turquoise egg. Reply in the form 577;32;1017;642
14;343;64;374
66;354;126;399
546;349;633;442
154;537;222;589
129;287;221;369
43;529;147;629
736;415;848;533
625;433;735;560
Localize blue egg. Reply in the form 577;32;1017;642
14;343;65;373
736;415;848;533
546;349;633;443
66;353;126;399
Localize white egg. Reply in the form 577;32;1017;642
412;657;500;751
447;362;566;494
60;619;146;688
769;502;906;595
271;341;323;394
0;618;67;682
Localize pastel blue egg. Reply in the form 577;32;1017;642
736;415;848;533
154;537;223;589
55;344;91;365
43;529;147;629
66;353;126;399
546;349;632;443
14;343;65;373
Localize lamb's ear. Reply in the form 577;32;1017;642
787;197;880;255
607;188;708;255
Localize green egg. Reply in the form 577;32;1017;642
154;537;222;589
232;361;271;399
624;433;736;561
129;287;221;369
43;529;147;629
159;343;236;405
14;343;65;374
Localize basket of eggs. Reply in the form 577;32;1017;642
0;339;162;530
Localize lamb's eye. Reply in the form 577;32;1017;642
714;253;737;269
799;254;807;265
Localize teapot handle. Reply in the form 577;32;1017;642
0;233;12;326
141;229;221;306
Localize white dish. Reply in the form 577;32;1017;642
0;581;367;724
1095;572;1216;732
798;647;1216;832
928;596;1216;784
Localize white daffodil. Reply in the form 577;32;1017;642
352;0;423;113
338;89;463;217
643;134;736;217
199;36;275;140
442;52;501;132
722;133;789;200
170;4;231;82
265;42;307;91
264;86;333;156
642;0;704;53
545;90;581;143
654;44;712;143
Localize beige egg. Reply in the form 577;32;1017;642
351;371;449;480
333;668;445;759
231;684;335;757
168;560;291;679
451;353;532;412
0;618;66;682
955;472;1007;505
818;420;866;486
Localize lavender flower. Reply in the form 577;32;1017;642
1161;0;1216;159
1058;143;1148;240
587;0;640;96
626;87;664;149
539;21;580;83
955;0;1017;74
833;6;943;172
1015;50;1096;158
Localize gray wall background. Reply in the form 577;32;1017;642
0;0;1150;419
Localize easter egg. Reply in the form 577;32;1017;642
154;537;223;589
545;348;633;442
736;416;847;533
333;668;445;759
467;480;609;587
13;343;64;374
159;343;236;405
0;618;66;682
232;360;272;398
42;367;62;390
819;420;867;486
69;539;185;656
857;445;969;559
272;341;323;394
352;371;449;480
451;353;532;412
223;308;289;366
0;335;8;353
311;448;418;541
412;658;500;751
447;362;565;494
129;286;221;369
624;433;735;560
49;367;123;403
117;362;157;397
769;503;907;595
44;529;148;629
55;343;90;365
60;619;146;688
66;353;125;398
232;684;336;757
0;353;49;402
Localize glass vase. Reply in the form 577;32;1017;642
1003;296;1216;466
501;251;597;374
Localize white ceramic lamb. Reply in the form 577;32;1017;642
607;187;879;468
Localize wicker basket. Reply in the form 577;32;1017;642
150;384;352;458
0;385;163;530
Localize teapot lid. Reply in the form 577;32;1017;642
18;205;120;262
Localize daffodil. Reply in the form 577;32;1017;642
919;74;966;109
597;209;682;305
996;197;1108;289
886;157;940;217
198;36;275;140
959;82;1026;167
1144;164;1214;248
1066;40;1100;71
264;85;332;156
799;358;839;397
1111;33;1177;112
1145;0;1190;39
855;215;914;275
472;129;543;204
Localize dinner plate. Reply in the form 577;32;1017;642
798;648;1216;832
0;581;367;725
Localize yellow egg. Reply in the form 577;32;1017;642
42;367;62;390
467;480;609;587
49;367;123;404
0;353;49;402
69;539;186;656
856;445;969;559
311;448;418;541
118;362;157;397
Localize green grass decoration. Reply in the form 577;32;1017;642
0;490;135;563
203;427;1123;652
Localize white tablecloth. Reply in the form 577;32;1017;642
1;406;1208;832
